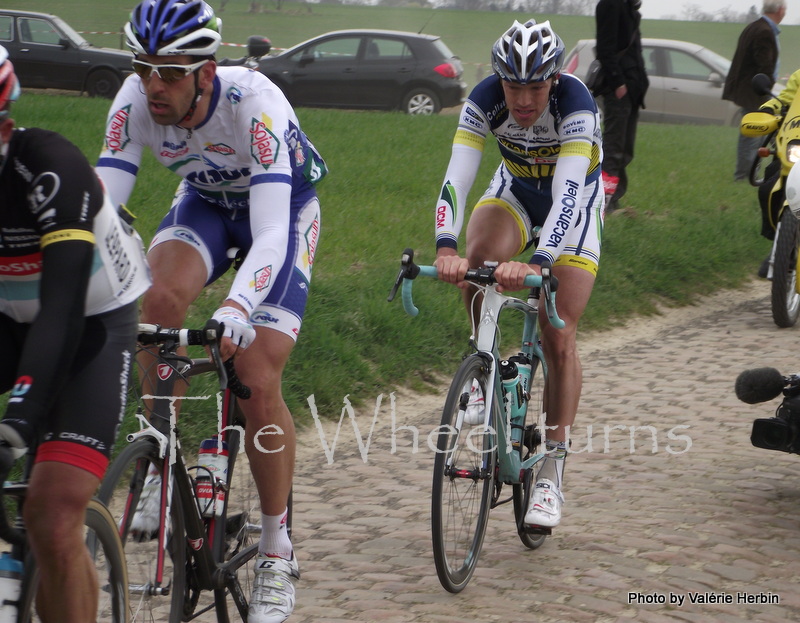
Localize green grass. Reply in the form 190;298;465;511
11;91;770;448
14;1;800;89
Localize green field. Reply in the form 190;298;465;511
13;0;800;89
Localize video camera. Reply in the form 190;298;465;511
735;367;800;453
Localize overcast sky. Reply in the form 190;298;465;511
640;1;800;25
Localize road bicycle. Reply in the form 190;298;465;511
97;319;266;622
389;248;564;593
0;444;128;621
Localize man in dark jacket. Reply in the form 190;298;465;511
595;0;648;213
723;0;785;182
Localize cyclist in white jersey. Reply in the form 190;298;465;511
95;2;326;621
434;19;604;531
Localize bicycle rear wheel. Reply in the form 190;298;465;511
97;438;187;623
512;357;548;550
19;498;129;622
431;354;497;593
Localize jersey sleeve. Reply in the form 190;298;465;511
3;132;103;438
225;88;295;314
435;98;489;251
95;76;148;209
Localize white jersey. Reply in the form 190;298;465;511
95;66;327;313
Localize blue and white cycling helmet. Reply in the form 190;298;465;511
491;19;565;84
125;0;222;57
0;46;20;116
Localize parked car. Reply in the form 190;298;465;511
0;9;132;98
564;38;743;126
256;29;466;114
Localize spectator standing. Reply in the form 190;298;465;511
595;0;648;213
723;0;786;182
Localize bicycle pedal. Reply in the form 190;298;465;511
522;524;552;536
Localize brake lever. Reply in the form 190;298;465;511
388;247;420;302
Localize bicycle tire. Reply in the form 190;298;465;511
431;354;496;593
512;357;548;550
18;498;130;622
210;431;262;622
97;438;187;623
771;208;800;328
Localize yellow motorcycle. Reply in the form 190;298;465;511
742;73;800;328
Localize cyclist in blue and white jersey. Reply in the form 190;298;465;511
434;19;604;531
95;1;326;621
0;46;150;622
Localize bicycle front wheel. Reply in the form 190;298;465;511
19;498;129;622
431;354;497;593
97;438;187;623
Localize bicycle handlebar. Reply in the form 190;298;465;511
137;319;252;400
388;248;565;329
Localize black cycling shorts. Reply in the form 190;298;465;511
0;303;137;479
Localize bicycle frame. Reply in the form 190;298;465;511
398;259;563;485
124;329;258;620
472;285;548;485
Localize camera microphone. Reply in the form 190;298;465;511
735;367;786;404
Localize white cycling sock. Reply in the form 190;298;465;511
259;508;292;560
537;441;567;490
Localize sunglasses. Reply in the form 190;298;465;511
131;59;208;84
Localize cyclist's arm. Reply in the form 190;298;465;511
3;139;101;445
95;77;148;207
225;181;291;315
761;69;800;115
435;116;487;252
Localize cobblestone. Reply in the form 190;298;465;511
197;279;800;622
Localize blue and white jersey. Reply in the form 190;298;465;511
435;73;603;266
96;66;327;314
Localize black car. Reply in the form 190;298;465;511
0;9;132;99
257;29;466;114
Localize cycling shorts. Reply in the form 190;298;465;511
475;163;603;276
149;184;321;341
0;303;138;479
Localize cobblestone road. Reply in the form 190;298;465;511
239;279;800;622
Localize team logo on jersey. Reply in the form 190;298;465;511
9;375;33;403
249;115;279;170
0;252;42;275
160;140;189;158
252;265;272;292
105;104;132;154
27;172;60;222
304;216;320;269
226;86;243;104
204;142;236;156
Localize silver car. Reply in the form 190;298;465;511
564;38;742;126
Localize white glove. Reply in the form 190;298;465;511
212;306;256;350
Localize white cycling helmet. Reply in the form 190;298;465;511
787;164;800;219
125;0;222;57
491;19;565;84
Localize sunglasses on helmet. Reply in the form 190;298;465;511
131;59;208;84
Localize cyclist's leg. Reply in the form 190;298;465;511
24;465;100;620
23;303;137;621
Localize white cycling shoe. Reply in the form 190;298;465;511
463;380;485;426
248;552;300;623
524;478;564;528
130;473;161;540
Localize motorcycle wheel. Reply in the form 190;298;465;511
771;208;800;328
